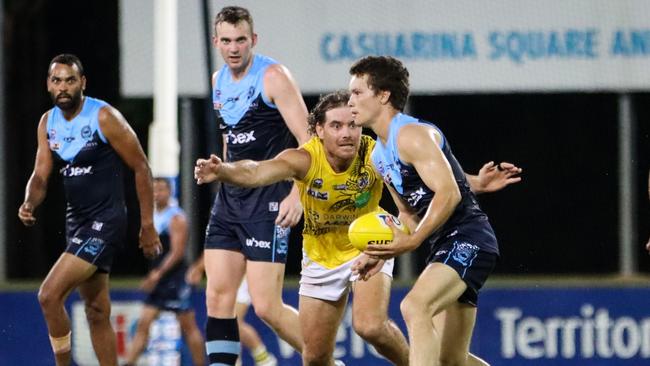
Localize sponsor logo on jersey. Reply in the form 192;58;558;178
269;202;279;212
245;237;271;249
60;165;93;177
407;187;427;206
312;178;323;188
333;183;347;190
63;136;75;143
307;189;329;200
225;130;256;144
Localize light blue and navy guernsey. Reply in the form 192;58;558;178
212;54;294;222
151;205;188;275
46;97;127;271
371;113;499;255
145;205;191;312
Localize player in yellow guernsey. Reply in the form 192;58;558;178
299;134;381;269
195;91;522;366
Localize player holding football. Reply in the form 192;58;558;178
348;55;504;366
195;90;521;366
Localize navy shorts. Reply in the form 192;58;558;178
145;269;193;312
204;218;290;263
426;227;498;307
65;224;122;273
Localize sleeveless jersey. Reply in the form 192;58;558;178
212;54;294;222
297;135;383;268
371;113;498;254
46;97;126;239
152;205;187;277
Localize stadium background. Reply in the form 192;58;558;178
1;1;650;365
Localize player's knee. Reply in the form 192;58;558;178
400;294;432;324
37;285;61;311
205;287;234;313
252;302;275;323
302;346;331;365
352;315;385;342
84;301;110;325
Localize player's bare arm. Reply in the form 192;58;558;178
98;106;161;259
19;113;54;226
141;214;188;292
466;161;522;194
365;124;460;259
263;63;310;226
195;148;311;187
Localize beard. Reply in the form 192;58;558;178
51;90;82;112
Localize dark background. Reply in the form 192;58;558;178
4;1;650;279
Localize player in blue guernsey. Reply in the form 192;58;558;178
197;6;310;366
18;54;161;366
349;56;518;366
123;178;205;366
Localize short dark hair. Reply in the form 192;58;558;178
214;6;254;34
48;54;84;76
153;177;172;189
307;90;351;135
349;56;410;111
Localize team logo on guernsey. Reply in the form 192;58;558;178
247;86;255;99
450;241;479;267
83;238;105;256
81;125;92;140
276;226;290;239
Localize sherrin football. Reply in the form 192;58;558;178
348;211;410;251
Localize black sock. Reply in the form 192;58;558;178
205;316;240;365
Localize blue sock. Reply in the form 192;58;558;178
205;316;240;365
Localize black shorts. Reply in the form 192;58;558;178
145;269;193;312
65;226;121;273
204;218;290;263
426;229;498;306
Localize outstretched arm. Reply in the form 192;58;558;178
195;148;311;188
18;113;53;226
466;161;522;194
99;106;161;259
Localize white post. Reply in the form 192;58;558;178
149;0;179;185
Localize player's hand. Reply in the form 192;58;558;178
646;237;650;255
18;202;37;226
275;189;303;227
364;217;417;260
352;254;384;281
474;161;522;194
139;224;162;259
140;269;162;292
194;154;222;185
185;264;203;285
